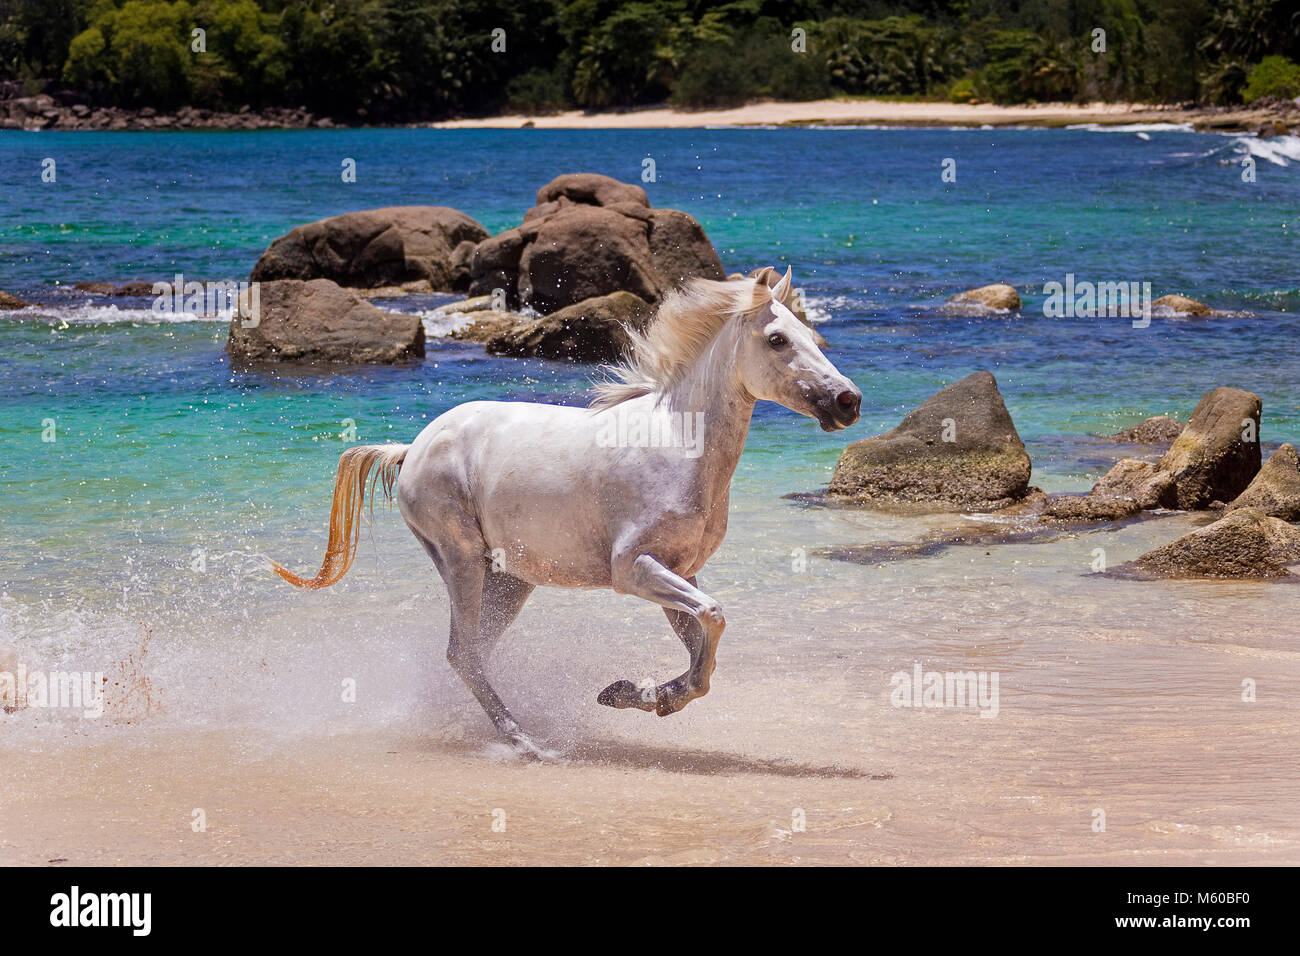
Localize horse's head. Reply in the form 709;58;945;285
735;267;861;432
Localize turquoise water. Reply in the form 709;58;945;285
1;125;1298;732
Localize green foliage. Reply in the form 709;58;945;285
64;1;195;107
1243;55;1300;102
2;0;1295;117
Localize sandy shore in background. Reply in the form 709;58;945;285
429;98;1295;133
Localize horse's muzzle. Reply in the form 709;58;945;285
816;387;862;431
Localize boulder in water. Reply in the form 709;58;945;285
828;370;1032;510
250;207;489;291
226;278;424;364
1131;508;1300;579
1226;443;1300;521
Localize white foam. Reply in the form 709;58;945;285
0;302;229;324
1234;133;1300;167
1066;122;1194;133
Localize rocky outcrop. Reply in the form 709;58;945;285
0;94;328;131
251;207;490;291
1153;294;1212;317
828;370;1032;510
226;279;424;364
1090;388;1261;510
1109;415;1184;444
485;291;653;362
945;283;1021;312
1131;508;1300;579
0;290;30;309
1226;443;1300;521
469;173;724;313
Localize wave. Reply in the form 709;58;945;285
1231;133;1300;167
0;302;230;324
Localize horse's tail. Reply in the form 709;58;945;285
270;443;409;590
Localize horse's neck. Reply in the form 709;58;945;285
659;356;755;490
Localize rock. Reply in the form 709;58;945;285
447;310;530;344
72;281;157;296
250;207;490;291
1042;494;1142;521
1109;415;1184;444
1156;386;1262;509
353;280;435;297
486;291;653;362
1132;508;1300;579
945;283;1021;312
469;173;724;312
1090;458;1176;509
828;370;1032;510
226;279;424;364
1152;294;1212;317
1226;444;1300;521
0;290;30;309
430;295;496;316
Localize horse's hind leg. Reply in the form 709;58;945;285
598;559;724;717
413;528;542;757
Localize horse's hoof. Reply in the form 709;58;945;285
597;679;656;711
506;732;549;761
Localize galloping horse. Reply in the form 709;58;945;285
272;268;861;756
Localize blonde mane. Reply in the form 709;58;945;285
592;271;789;409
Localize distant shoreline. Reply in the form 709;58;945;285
429;98;1300;135
5;93;1298;136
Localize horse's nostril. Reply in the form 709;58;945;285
836;390;859;410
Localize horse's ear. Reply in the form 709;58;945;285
772;267;793;306
749;266;775;286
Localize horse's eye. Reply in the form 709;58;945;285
767;332;788;348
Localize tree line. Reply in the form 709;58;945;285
1;0;1297;120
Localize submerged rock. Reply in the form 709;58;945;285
1152;294;1212;317
250;207;489;291
486;290;652;362
0;290;30;309
828;370;1032;510
469;173;724;313
945;283;1021;312
1131;508;1300;579
226;278;424;364
1042;494;1142;521
1226;443;1300;521
1109;415;1184;444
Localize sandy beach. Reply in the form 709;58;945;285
429;98;1297;133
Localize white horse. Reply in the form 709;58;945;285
272;267;861;756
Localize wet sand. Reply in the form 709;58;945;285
4;504;1298;866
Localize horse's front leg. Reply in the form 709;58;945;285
598;556;724;716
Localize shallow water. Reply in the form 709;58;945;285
1;126;1298;863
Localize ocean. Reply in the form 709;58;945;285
1;124;1298;864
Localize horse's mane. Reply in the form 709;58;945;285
591;274;778;410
